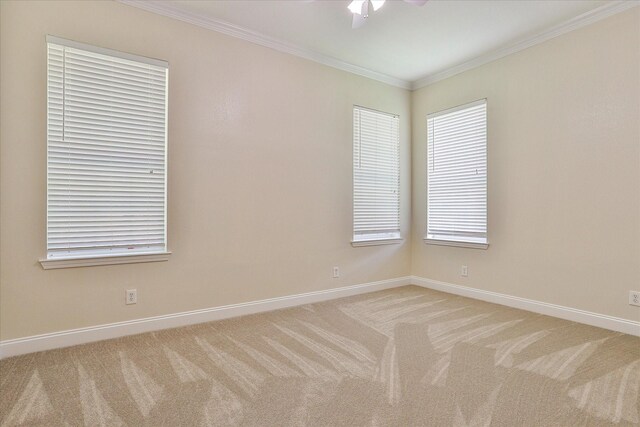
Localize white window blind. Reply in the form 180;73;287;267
426;99;487;245
353;106;400;242
46;36;168;259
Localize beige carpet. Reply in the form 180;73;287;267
1;285;639;426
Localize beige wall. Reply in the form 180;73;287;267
0;0;412;341
2;1;638;343
411;8;640;322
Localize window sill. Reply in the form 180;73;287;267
424;238;488;250
351;238;404;247
39;251;172;270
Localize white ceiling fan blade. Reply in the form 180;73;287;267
348;0;365;15
403;0;428;5
371;0;386;11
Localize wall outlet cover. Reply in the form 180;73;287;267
630;291;640;307
461;265;468;277
126;289;137;305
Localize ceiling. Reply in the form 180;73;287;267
124;0;628;87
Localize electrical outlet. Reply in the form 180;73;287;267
461;265;468;277
126;289;137;305
332;267;340;278
630;291;640;307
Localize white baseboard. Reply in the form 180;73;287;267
3;275;636;359
411;276;640;337
0;276;411;359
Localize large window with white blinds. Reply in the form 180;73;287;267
426;99;487;247
353;106;401;244
46;36;168;261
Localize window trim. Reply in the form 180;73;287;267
351;238;404;247
43;36;170;268
39;252;171;270
423;238;488;250
425;98;488;249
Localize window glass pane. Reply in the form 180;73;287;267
427;100;487;244
353;106;400;242
47;38;168;259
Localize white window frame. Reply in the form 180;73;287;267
425;99;488;249
40;36;171;269
352;105;402;247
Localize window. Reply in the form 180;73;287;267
43;36;169;267
426;99;487;248
352;106;401;245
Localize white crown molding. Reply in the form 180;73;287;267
411;1;640;89
412;276;640;337
116;0;412;90
118;0;637;92
0;276;411;359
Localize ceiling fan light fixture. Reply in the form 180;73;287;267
349;0;427;29
348;0;366;15
371;0;386;11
